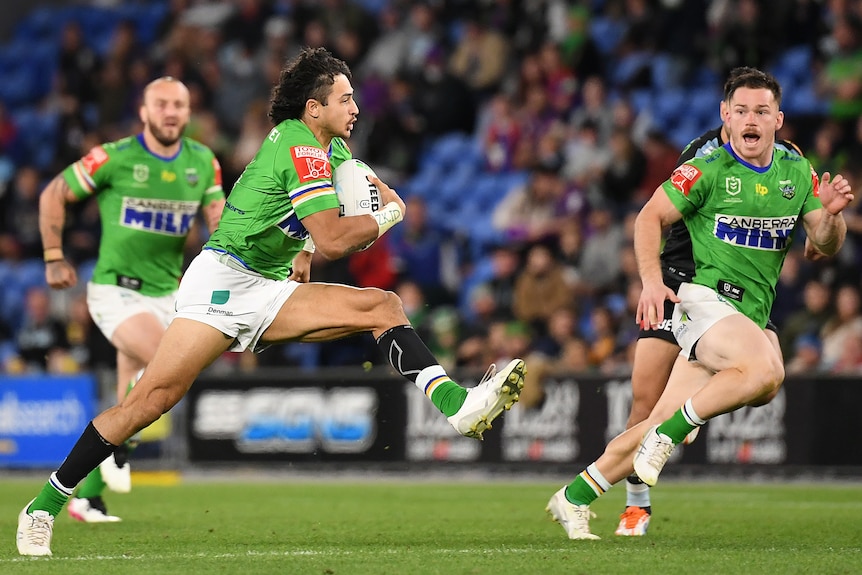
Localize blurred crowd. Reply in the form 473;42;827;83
2;0;862;379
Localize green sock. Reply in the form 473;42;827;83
30;482;71;517
76;467;106;499
430;380;468;417
657;409;697;444
564;464;610;505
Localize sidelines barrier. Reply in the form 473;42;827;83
185;370;862;467
0;374;96;467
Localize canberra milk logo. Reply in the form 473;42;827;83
121;197;200;236
713;213;796;251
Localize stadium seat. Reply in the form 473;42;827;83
589;16;625;56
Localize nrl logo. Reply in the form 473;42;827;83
133;164;149;182
725;177;741;196
779;179;795;199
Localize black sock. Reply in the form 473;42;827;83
55;421;118;488
376;325;438;383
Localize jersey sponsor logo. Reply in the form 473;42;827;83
161;170;177;182
80;146;109;175
779;180;795;200
725;177;741;196
268;127;280;143
713;213;796;251
121;197;200;236
755;183;768;196
291;146;331;182
133;164;149;183
670;164;702;195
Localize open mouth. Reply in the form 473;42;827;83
742;132;760;145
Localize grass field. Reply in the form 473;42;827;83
1;477;860;574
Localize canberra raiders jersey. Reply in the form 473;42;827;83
206;119;350;280
64;134;223;297
662;143;822;327
661;128;803;287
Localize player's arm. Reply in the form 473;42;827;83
301;175;405;260
39;175;81;289
802;172;852;257
202;197;225;233
634;186;683;329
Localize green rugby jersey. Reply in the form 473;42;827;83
206;119;351;280
64;134;224;296
662;143;822;327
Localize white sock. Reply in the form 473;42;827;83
625;479;651;508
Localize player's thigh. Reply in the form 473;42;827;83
694;314;780;374
112;312;166;366
262;282;406;343
646;355;712;423
630;336;680;411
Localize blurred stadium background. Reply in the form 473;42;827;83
1;0;861;476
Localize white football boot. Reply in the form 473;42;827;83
546;487;600;540
17;499;54;556
68;497;121;523
100;452;131;493
447;359;526;440
633;425;676;486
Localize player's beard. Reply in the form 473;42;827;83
148;122;186;147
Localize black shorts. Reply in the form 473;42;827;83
636;282;779;344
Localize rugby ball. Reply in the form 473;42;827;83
333;159;381;217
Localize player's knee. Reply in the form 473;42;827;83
747;357;784;398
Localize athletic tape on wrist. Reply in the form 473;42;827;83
302;237;315;253
374;202;403;238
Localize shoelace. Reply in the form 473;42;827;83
25;514;52;547
621;507;648;528
646;433;675;468
570;506;597;532
477;363;497;387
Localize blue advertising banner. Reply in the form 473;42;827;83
0;375;96;468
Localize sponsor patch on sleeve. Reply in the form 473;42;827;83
810;165;820;197
290;145;331;182
670;164;702;196
80;145;109;175
212;157;222;186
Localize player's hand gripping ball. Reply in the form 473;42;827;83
333;159;381;217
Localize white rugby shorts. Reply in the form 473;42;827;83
86;282;176;342
672;282;743;360
174;249;300;352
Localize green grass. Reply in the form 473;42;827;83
1;478;860;574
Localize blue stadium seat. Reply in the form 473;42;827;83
589;16;625;56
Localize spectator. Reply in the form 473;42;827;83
512;242;572;329
389;195;455;306
14;287;73;373
820;284;862;370
780;278;833;359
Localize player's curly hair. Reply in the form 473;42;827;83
723;67;782;106
268;47;352;125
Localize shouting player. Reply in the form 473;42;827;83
547;67;852;539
